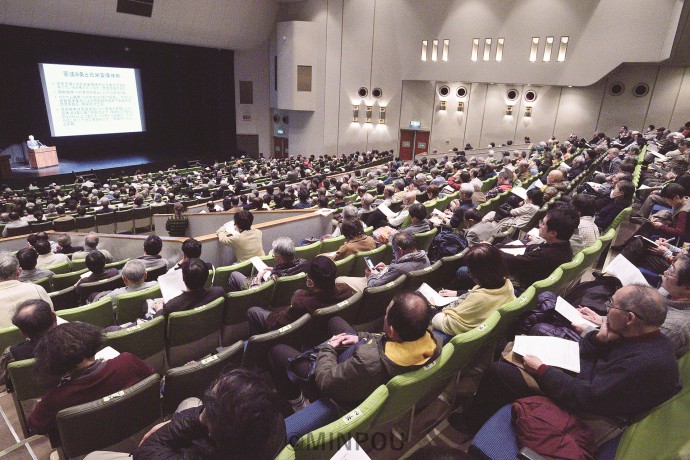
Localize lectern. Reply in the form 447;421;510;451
28;147;59;168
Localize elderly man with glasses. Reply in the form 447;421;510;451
449;284;682;436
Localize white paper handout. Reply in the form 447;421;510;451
555;296;598;329
250;256;272;281
513;335;581;373
157;269;186;302
511;186;528;200
315;208;334;216
650;151;667;160
223;220;239;234
376;204;396;218
604;254;649;286
95;346;121;362
586;182;602;190
499;240;526;256
527;179;544;191
417;283;459;307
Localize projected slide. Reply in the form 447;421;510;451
39;63;146;137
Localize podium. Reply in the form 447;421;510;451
28;147;59;168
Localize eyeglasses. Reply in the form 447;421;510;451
605;299;645;321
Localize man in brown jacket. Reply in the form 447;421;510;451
246;256;354;335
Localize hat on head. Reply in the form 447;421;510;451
308;255;337;288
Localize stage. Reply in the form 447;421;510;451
3;153;194;188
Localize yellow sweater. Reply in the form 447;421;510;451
431;279;515;336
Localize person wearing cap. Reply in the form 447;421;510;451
245;256;354;336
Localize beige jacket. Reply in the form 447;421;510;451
217;228;265;262
0;280;54;328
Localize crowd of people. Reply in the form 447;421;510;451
0;124;688;458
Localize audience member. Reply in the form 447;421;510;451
17;247;54;282
165;202;189;237
247;256;354;335
55;234;83;255
332;219;376;261
216;210;265;262
71;233;114;262
136;234;168;270
152;258;224;317
0;253;53;327
34;239;69;268
94;259;157;306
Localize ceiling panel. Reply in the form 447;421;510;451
0;0;279;50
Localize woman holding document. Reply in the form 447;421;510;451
431;244;515;336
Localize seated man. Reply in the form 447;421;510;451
216;210;265;263
17;248;54;282
247;256;354;336
404;203;431;235
34;239;69;269
0;299;56;388
269;292;441;415
500;208;576;289
27;322;156;443
0;253;53;328
75;251;120;300
2;212;29;237
136;234;168;270
337;231;430;293
71;233;114;262
227;237;309;292
87;369;285;460
55;234;83;255
440;183;475;229
544;169;570;193
451;285;681;435
387;192;417;228
152;258;224;317
94;260;157;307
485;169;514;200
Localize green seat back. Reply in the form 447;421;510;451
213;259;253;289
312;291;364;339
531;267;564;298
605;206;632;235
436;248;469;287
295;240;322;260
271;272;308;309
162;341;244;414
551;252;586;295
496;286;537;340
57;297;114;327
50;285;80;311
51;269;88;291
0;325;24;355
242;313;312;368
32;276;52;292
166;297;224;367
45;261;71;275
334;253;356;277
70;258;87;272
222;279;275;345
8;358;52;437
320;235;346;253
104;316;166;374
293;386;389;459
355;275;408;332
116;285;162;324
405;260;443;291
104;258;130;270
414;227;438;252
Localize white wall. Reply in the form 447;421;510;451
234;42;271;157
236;0;690;157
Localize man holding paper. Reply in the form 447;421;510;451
450;285;681;435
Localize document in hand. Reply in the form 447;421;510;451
650;151;667;161
376;204;396;218
511;186;528;200
223;221;239;234
555;296;598;329
513;335;581;373
417;282;458;307
158;269;186;303
499;240;527;256
604;254;649;286
527;179;544;191
250;256;272;281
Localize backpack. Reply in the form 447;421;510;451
562;276;622;316
427;229;468;263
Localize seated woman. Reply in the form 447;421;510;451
492;188;543;235
27;322;155;444
332;218;376;261
431;243;516;337
594;180;635;230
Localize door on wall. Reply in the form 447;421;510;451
399;130;430;161
273;137;288;159
399;130;416;161
414;131;430;157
